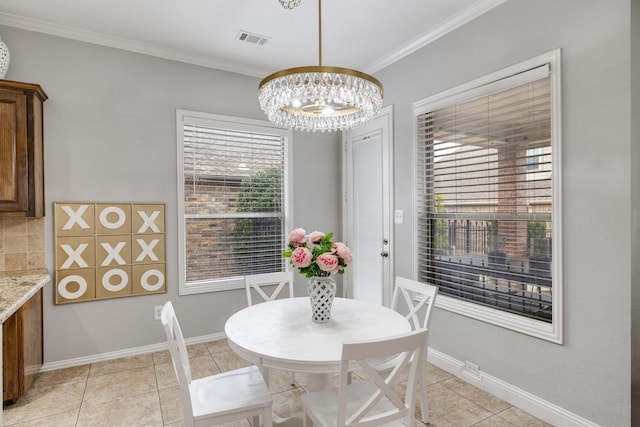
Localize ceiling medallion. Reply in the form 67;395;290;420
279;0;302;9
259;0;384;132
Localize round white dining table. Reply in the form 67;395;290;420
224;297;411;391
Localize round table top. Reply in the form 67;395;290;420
224;297;411;374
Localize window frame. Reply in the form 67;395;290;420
176;109;293;295
411;49;563;343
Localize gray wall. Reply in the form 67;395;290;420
0;25;341;361
631;0;640;423
377;0;632;425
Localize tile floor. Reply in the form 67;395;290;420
3;339;551;426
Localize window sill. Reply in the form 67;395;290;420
435;294;562;344
179;277;245;295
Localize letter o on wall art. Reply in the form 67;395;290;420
53;202;167;304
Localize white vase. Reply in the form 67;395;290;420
307;276;336;323
0;37;10;79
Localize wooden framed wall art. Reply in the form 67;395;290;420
54;202;166;304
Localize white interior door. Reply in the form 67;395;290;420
343;106;393;306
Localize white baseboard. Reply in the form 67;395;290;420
40;332;226;372
427;348;600;427
41;334;598;427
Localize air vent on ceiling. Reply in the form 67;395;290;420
236;31;270;46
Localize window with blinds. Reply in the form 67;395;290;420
414;50;562;342
177;111;291;294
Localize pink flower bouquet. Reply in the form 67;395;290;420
283;228;353;278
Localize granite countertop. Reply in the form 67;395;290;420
0;270;50;323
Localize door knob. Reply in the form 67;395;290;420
380;251;389;258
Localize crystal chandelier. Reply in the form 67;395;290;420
259;0;383;132
279;0;301;9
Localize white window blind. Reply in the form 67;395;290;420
415;57;560;333
177;111;291;294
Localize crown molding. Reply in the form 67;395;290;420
0;12;270;78
0;0;507;79
364;0;508;74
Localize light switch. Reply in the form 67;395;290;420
394;210;404;224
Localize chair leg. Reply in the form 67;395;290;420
290;371;296;385
419;362;429;423
253;415;260;427
261;366;270;386
263;407;273;427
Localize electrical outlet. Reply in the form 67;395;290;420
464;360;480;376
154;305;163;321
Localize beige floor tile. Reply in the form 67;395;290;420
89;353;154;377
2;380;85;425
474;415;518;426
496;407;553;427
153;342;216;367
155;361;180;390
158;385;184;425
427;362;455;384
426;382;494;427
213;349;252;372
30;365;90;390
153;349;172;365
3;409;80;427
186;343;212;358
205;339;234;356
76;390;163;427
190;354;222;380
83;365;157;405
265;367;300;393
272;388;306;420
441;377;511;414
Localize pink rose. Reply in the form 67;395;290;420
288;228;307;246
307;231;326;243
291;247;312;268
317;253;339;273
333;242;353;264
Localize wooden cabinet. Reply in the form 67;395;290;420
0;80;47;217
2;288;43;404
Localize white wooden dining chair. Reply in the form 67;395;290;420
302;329;428;427
383;276;438;423
244;271;298;385
244;271;295;306
160;301;273;427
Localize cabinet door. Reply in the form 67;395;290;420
0;89;28;213
2;308;20;403
2;289;43;404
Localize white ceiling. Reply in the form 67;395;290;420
0;0;505;78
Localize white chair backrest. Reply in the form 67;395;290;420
337;329;428;427
245;271;295;306
391;276;438;330
160;301;194;415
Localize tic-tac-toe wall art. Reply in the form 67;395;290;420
54;202;166;304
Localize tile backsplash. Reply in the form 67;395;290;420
0;217;46;272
